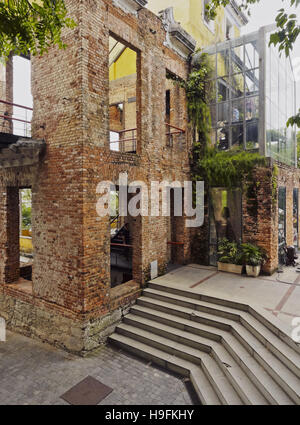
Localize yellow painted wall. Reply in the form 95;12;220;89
109;48;137;81
148;0;241;48
20;236;33;254
109;1;242;81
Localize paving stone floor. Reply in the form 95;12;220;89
0;331;195;405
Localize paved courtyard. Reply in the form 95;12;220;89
1;264;299;405
0;331;194;405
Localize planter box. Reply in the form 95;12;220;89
217;262;243;275
246;265;261;277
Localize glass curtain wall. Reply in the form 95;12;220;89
204;25;297;166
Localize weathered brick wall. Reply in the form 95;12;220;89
0;0;192;352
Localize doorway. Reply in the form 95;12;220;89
209;188;242;266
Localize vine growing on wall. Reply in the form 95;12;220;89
169;51;272;198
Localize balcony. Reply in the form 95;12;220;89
109;123;185;153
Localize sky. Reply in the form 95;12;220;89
241;0;300;109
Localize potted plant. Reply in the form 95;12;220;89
217;238;244;275
241;243;267;277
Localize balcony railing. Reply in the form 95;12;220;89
166;123;185;147
0;99;33;138
109;123;185;152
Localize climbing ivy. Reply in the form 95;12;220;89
168;52;214;153
193;146;267;190
169;51;272;202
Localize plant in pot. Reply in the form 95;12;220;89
217;238;244;275
241;243;267;277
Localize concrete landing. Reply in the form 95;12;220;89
150;264;300;333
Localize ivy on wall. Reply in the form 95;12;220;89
168;51;274;200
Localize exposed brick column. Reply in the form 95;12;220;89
0;187;20;284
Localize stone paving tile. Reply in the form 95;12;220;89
0;331;194;405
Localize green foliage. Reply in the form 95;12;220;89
218;238;243;265
240;242;268;266
21;188;32;230
205;0;299;57
192;146;267;189
22;204;32;230
218;238;268;266
168;52;214;152
287;109;300;128
0;0;76;60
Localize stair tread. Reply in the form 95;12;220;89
240;313;300;374
125;313;293;405
144;287;300;372
125;313;293;404
149;281;299;354
144;287;241;318
109;332;221;405
131;303;300;400
119;322;264;405
138;295;300;378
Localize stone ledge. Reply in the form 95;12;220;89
112;0;148;16
159;8;196;59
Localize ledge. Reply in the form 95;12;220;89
159;8;196;60
112;0;148;15
0;135;46;169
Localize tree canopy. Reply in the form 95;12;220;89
0;0;75;59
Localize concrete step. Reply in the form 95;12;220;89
130;304;300;404
109;332;221;405
144;287;241;321
148;281;300;354
136;296;232;331
124;313;293;405
116;322;265;405
138;295;300;383
144;287;300;377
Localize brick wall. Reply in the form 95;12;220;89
0;0;192;352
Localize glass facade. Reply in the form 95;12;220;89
204;25;297;166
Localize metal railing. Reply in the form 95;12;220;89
166;123;185;147
109;123;185;152
110;128;137;153
0;99;33;138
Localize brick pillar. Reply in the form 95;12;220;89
0;187;20;284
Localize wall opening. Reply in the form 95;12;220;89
109;35;138;153
209;188;242;266
13;55;32;137
19;188;33;282
110;186;133;288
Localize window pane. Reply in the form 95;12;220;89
231;46;244;74
231;73;244;99
232;99;243;123
245;96;259;120
246;120;259;150
217;77;230;102
217;50;230;76
218;102;230;124
217;126;230;150
245;69;259;96
245;41;259;70
232;124;243;147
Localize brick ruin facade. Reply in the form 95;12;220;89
0;0;299;354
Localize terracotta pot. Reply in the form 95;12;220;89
246;265;261;277
217;262;243;275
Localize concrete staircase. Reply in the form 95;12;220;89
109;281;300;405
